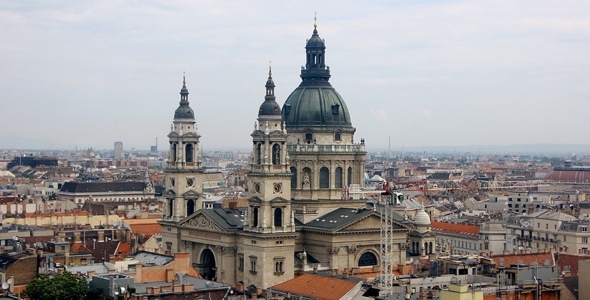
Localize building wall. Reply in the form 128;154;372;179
579;259;590;300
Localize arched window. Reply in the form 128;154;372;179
320;167;329;188
185;143;193;162
252;207;259;227
272;144;280;165
347;167;353;186
334;133;341;140
335;167;343;188
274;208;283;227
305;133;313;142
168;199;174;217
256;143;262;164
358;252;378;266
290;167;297;189
187;199;195;216
171;143;177;162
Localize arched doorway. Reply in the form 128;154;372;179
198;249;217;280
358;252;378;266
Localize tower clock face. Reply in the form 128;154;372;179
254;182;261;193
273;182;282;194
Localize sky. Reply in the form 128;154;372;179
1;0;589;152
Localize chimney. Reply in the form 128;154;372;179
229;201;238;210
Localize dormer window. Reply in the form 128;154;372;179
332;104;340;115
305;133;313;141
334;133;341;141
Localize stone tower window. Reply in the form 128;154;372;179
335;167;343;188
290;167;297;188
185;144;193;162
272;144;281;165
252;207;259;227
320;167;329;188
274;208;283;227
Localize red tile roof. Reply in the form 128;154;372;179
544;170;590;183
124;218;162;236
272;273;358;300
431;221;479;237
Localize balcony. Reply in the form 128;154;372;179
287;144;366;154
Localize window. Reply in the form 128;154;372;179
546;224;548;229
335;167;343;188
274;257;285;275
334;133;341;141
305;133;313;141
274;208;283;227
331;104;340;115
238;254;244;271
347;167;353;186
249;256;257;274
272;144;281;165
252;207;259;227
582;226;588;232
319;167;329;188
583;237;588;243
290;167;297;188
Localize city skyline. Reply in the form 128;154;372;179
1;1;589;150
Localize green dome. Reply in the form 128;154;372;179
282;85;353;131
282;23;354;132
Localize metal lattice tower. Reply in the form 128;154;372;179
379;196;395;296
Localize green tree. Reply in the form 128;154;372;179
25;272;88;300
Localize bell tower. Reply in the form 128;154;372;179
164;76;203;221
241;67;297;289
245;66;295;233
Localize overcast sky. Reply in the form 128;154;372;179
1;0;589;151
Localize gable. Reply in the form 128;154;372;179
345;214;382;231
179;212;224;232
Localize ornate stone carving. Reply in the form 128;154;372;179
327;247;340;254
222;246;237;256
399;243;407;250
347;245;358;254
187;215;221;231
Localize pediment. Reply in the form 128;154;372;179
179;212;224;232
165;189;176;196
182;190;200;199
248;196;263;204
168;132;180;138
270;197;290;204
327;211;410;233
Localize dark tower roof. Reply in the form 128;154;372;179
282;19;354;132
258;65;281;116
174;75;195;120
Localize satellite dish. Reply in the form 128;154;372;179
2;282;8;289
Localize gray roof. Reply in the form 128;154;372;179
133;275;229;294
131;251;174;266
199;208;246;231
60;181;147;193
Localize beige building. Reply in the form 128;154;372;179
160;23;410;291
506;209;590;255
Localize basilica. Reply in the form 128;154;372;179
159;22;414;290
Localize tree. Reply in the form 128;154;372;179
25;272;88;300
